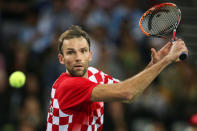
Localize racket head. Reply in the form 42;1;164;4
139;3;181;37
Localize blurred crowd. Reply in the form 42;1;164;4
0;0;197;131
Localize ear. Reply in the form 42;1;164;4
89;51;92;62
58;54;64;65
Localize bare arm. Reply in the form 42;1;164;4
90;39;188;103
91;56;171;103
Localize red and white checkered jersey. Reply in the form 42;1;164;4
46;67;119;131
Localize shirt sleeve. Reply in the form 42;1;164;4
56;77;98;110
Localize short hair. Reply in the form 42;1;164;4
58;25;91;55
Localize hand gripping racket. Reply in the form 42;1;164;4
139;3;187;60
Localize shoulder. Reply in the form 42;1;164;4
88;66;101;75
88;66;120;84
88;67;105;84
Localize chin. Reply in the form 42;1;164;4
73;72;84;77
69;69;87;77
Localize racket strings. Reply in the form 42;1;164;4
141;5;180;35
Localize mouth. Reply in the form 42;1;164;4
74;64;84;69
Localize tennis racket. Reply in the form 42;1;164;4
139;3;187;60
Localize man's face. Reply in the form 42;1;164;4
58;37;92;77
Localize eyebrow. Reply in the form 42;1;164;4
66;47;88;50
66;48;75;50
80;47;88;50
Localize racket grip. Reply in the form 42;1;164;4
179;52;187;60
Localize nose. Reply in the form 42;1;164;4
75;52;82;62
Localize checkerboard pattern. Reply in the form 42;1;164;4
47;88;73;131
88;67;119;84
46;67;119;131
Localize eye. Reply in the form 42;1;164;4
66;50;75;55
81;48;88;54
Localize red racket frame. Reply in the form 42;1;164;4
139;3;187;60
139;3;181;38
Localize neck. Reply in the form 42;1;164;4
66;70;88;79
83;71;88;79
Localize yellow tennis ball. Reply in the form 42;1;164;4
9;71;26;88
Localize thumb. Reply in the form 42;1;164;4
151;48;160;61
151;48;157;57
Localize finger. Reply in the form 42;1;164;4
151;48;157;55
165;41;173;49
177;38;183;41
175;58;180;62
175;42;188;61
151;48;160;60
182;45;189;55
173;39;185;45
151;49;153;57
160;41;172;51
151;48;157;57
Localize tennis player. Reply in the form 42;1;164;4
46;25;188;131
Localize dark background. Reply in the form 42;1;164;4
0;0;197;131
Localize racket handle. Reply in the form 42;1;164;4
179;52;187;60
